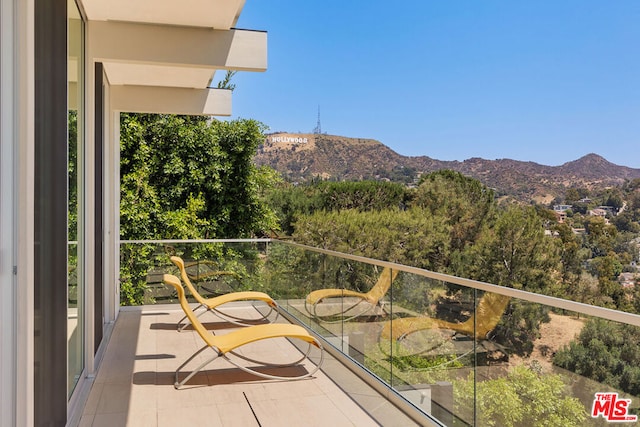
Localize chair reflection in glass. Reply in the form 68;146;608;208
305;267;399;323
380;291;511;362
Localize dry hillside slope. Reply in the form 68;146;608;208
255;132;640;203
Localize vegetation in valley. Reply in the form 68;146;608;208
554;318;640;397
268;170;640;398
454;365;587;427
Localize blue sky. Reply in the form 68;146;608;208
229;1;640;168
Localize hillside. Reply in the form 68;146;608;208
255;132;640;203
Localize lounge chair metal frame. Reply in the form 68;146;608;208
163;274;324;389
170;256;278;329
304;267;399;323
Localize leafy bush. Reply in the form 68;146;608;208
554;318;640;396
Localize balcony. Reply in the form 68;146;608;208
78;303;412;426
79;239;640;426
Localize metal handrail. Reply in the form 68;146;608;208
279;240;640;328
118;237;640;327
120;238;271;244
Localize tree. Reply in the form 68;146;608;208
457;205;558;293
265;183;325;235
565;187;590;204
266;180;409;235
571;271;601;306
216;70;237;91
553;222;585;286
211;119;280;237
612;213;640;233
413;170;496;253
454;365;587;427
292;207;451;271
455;206;558;355
316;180;408;212
602;188;624;211
120;114;278;239
119;114;279;304
588;255;624;306
554;318;640;396
583;216;618;258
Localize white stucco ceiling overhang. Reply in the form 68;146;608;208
79;0;246;30
102;63;216;89
78;0;265;116
110;86;232;116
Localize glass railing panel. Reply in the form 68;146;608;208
266;242;361;353
382;277;478;426
541;311;639;426
165;241;270;297
261;240;325;303
449;289;520;427
119;240;270;306
467;295;640;427
118;239;640;426
119;241;168;305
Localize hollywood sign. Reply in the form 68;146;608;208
268;136;308;144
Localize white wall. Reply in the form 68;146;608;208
0;0;15;423
1;0;35;425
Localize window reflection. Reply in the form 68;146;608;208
68;0;84;398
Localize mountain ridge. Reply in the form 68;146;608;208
255;133;640;203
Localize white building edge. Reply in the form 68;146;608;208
0;1;266;425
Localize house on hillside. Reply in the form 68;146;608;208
553;210;566;223
618;272;637;288
589;208;608;218
553;204;572;212
597;205;617;215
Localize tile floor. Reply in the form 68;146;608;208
78;304;419;427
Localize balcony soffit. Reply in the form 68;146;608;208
78;0;260;116
78;0;245;29
110;85;231;116
90;19;266;92
90;22;267;72
102;63;215;89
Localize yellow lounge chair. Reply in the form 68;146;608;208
163;274;324;389
380;292;511;357
305;267;399;322
170;256;278;330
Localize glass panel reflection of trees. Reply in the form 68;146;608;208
68;0;84;399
